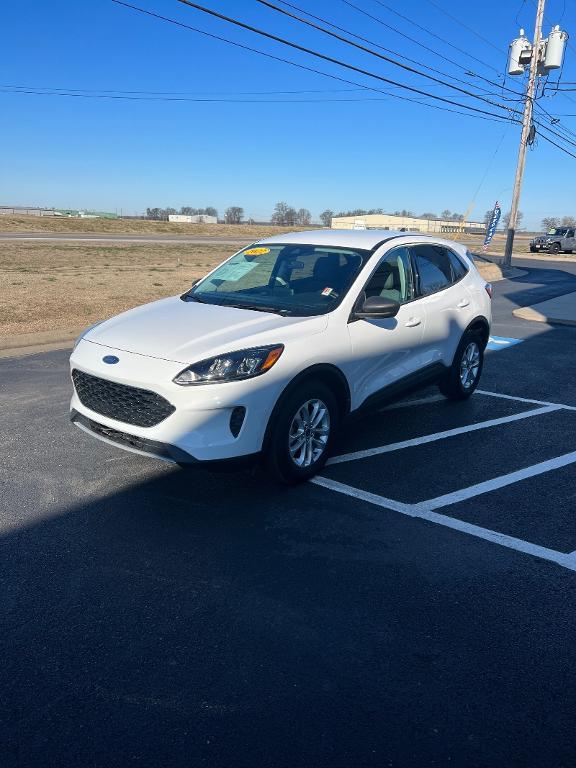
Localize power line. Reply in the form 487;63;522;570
342;0;503;77
255;0;520;112
0;83;505;102
422;0;507;55
170;0;517;120
110;1;515;123
2;87;471;104
537;125;576;158
274;0;514;96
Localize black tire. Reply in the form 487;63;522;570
564;250;573;254
263;380;340;484
530;246;537;253
438;330;484;401
550;242;561;254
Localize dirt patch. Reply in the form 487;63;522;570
0;241;231;336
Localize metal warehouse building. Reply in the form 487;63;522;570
331;213;484;234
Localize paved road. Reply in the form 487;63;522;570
0;232;255;244
2;261;576;767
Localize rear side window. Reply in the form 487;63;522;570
447;250;468;281
412;244;453;295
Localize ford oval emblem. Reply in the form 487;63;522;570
102;355;119;365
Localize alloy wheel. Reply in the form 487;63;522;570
460;341;481;389
288;398;330;467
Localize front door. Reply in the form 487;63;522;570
346;245;427;409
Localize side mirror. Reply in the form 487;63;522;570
354;295;400;319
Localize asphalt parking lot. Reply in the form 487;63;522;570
1;259;576;767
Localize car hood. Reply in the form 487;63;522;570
84;295;328;364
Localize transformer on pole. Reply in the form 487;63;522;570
503;3;569;267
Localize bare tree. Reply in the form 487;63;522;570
421;212;437;220
296;208;312;226
502;210;523;228
225;206;244;224
441;209;451;219
320;209;334;227
541;217;560;231
561;215;576;227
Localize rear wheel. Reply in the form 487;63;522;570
439;330;484;401
264;381;339;484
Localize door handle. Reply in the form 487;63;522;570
405;317;421;327
457;299;470;308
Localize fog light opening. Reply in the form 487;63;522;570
230;406;246;438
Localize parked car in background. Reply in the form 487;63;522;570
530;227;576;254
69;230;492;483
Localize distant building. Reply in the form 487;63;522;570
0;206;117;218
168;214;217;224
0;206;62;217
331;213;484;234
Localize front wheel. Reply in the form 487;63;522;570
438;330;484;401
263;381;340;484
530;246;537;253
550;242;561;254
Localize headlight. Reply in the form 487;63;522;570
73;322;102;350
173;344;284;386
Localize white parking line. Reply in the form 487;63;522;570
477;389;576;412
420;450;576;511
311;476;576;572
328;404;559;466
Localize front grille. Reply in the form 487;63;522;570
72;369;175;427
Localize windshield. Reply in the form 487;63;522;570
547;227;569;235
185;243;371;316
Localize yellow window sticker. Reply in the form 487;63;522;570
244;247;271;256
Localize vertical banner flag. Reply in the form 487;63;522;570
483;201;501;250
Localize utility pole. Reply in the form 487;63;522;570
503;0;546;267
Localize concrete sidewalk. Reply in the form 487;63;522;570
513;291;576;327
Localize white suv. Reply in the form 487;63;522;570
70;230;491;483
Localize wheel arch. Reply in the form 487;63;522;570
262;364;351;451
465;315;490;349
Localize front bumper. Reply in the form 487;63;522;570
70;339;287;462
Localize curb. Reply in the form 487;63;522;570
0;329;81;359
512;291;576;327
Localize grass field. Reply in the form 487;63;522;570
0;214;307;238
0;227;543;340
0;241;231;337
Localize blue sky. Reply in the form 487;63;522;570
2;0;575;228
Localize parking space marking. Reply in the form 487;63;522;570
477;389;576;412
311;476;576;572
328;404;559;466
420;450;576;511
487;335;523;351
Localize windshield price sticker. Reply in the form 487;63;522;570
244;247;270;256
214;260;258;281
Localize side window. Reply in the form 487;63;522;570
567;229;575;238
447;249;468;281
363;247;414;304
412;244;453;296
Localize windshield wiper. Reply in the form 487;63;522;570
229;303;291;316
180;291;208;303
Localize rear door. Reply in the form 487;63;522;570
410;243;475;368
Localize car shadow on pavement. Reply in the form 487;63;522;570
1;328;576;768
